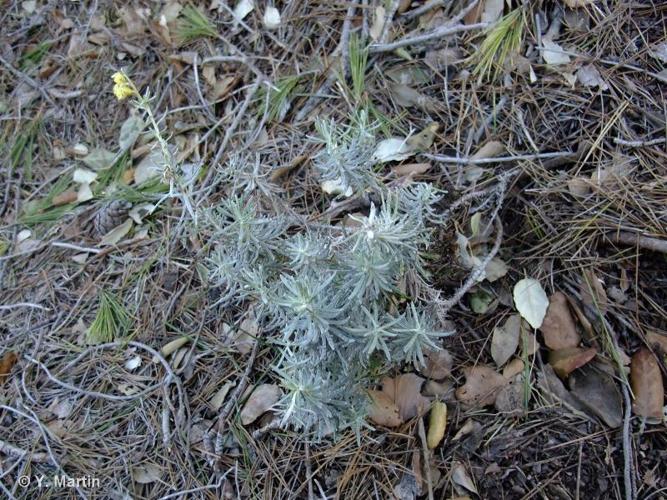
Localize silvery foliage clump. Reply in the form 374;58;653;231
204;114;453;440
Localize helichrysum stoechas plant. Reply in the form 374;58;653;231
111;71;197;221
204;112;453;440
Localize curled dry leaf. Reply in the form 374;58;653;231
240;384;281;425
456;365;507;408
391;162;431;177
373;137;415;163
502;358;524;379
159;336;190;357
491;314;522;367
645;332;667;354
577;64;608;90
513;278;549;329
540;291;581;350
427;401;447;449
0;351;18;384
548;347;597;379
630;348;664;423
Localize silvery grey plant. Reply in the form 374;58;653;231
204;113;453;440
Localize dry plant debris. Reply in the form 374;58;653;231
1;0;666;498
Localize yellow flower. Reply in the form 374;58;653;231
111;71;136;101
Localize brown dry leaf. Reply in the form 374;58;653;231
581;269;608;315
538;365;586;414
495;375;524;416
472;140;505;160
491;314;522;367
456;365;507;408
549;347;597;378
630;348;664;423
0;351;18;384
540;292;581;350
240;384;281;425
391;162;431;177
646;332;667;354
423;379;455;400
381;373;430;421
567;177;590;197
368;390;403;427
503;358;524;379
52;190;78;206
570;365;622;427
451;461;478;494
417;348;453;380
368;390;402;427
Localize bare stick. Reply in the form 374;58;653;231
424;150;574;165
370;22;487;53
402;0;446;20
340;2;357;81
603;232;667;254
378;0;401;45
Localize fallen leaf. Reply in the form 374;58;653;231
132;463;163;484
630;349;664;423
368;390;402;427
456;365;507;408
232;316;258;354
495;375;524;415
373;137;415;163
0;351;18;384
423;379;455;400
52;190;78;206
580;269;608;315
99;219;133;246
82;148;115;170
72;168;97;184
646;332;667;354
391;162;431;177
406;122;439;151
49;399;73;419
537;365;586;414
542;38;571;65
76;183;94;203
484;257;508;282
417;348;453;380
369;6;385;41
119;115;145;152
134;148;164;184
263;7;281;29
502;358;524;379
124;355;142;371
241;384;281;425
540;292;581;350
513;278;549;329
233;0;254;23
491;314;522;367
209;381;235;412
481;0;504;24
650;42;667;64
128;203;156;224
570;365;622;427
427;401;447;449
381;373;430;421
577;64;608;90
159;336;190;357
563;0;595;7
567;177;590;197
321;178;353;197
451;461;478;494
549;347;597;378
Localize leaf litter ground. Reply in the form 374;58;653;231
0;1;666;498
